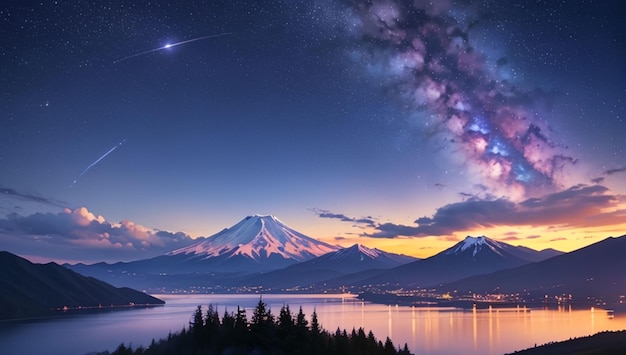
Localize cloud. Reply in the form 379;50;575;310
1;186;67;208
605;166;626;175
314;210;354;222
500;234;542;241
358;184;624;238
310;208;376;227
591;177;605;184
590;165;626;184
0;207;198;263
459;192;475;198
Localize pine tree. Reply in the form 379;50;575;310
114;343;131;355
293;306;312;355
190;305;204;342
250;299;275;350
296;306;308;330
222;308;235;331
277;304;297;352
251;298;274;329
310;308;321;335
278;304;294;328
367;330;378;349
384;337;396;355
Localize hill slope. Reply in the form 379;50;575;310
0;251;163;319
508;330;626;355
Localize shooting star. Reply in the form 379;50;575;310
113;32;232;64
70;140;126;188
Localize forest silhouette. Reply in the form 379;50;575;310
103;299;413;355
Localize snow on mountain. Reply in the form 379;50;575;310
168;214;339;262
328;244;417;265
439;235;626;302
67;215;341;281
445;236;505;258
444;236;563;262
330;244;382;260
358;235;539;289
236;243;418;290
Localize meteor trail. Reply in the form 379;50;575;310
70;140;126;187
113;32;232;64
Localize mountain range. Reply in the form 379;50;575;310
60;213;626;307
69;215;340;281
351;236;562;289
66;215;575;297
6;212;625;318
0;251;163;320
439;235;626;305
67;215;419;291
235;243;418;291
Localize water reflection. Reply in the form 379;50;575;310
0;294;623;355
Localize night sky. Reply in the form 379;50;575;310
1;0;625;263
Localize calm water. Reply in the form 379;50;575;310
0;294;624;355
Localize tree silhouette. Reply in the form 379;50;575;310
105;299;413;355
250;298;275;350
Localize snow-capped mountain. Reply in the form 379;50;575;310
444;236;562;262
169;214;339;263
320;244;417;269
356;236;550;289
67;215;340;283
444;236;504;258
440;235;626;304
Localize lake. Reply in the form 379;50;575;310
0;294;624;355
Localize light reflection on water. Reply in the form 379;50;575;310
0;294;624;355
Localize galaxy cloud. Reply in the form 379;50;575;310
342;0;576;200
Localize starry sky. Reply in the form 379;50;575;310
1;0;625;263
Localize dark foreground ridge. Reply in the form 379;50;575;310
100;299;413;355
507;330;626;355
0;251;163;320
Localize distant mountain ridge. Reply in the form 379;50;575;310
64;217;567;294
0;251;163;320
439;235;626;305
352;236;560;289
237;244;418;290
322;244;417;267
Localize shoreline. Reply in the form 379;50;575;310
356;291;626;313
0;303;165;323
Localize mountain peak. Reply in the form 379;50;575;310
325;244;418;265
445;235;503;257
168;215;339;265
246;214;278;220
336;244;382;259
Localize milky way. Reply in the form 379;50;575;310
343;0;575;200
